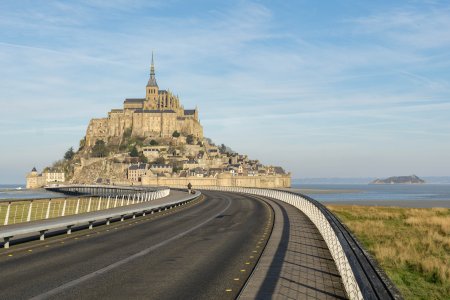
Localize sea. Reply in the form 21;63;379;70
2;183;450;205
291;184;450;203
0;184;64;200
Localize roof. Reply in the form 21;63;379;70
184;109;196;115
124;98;145;103
32;167;37;172
151;164;172;168
134;109;176;114
274;167;286;174
128;163;148;170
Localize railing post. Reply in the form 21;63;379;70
121;195;125;206
61;199;67;216
45;200;51;219
97;197;102;211
114;196;118;208
87;197;92;212
106;196;110;209
75;198;80;214
4;202;11;225
27;200;33;222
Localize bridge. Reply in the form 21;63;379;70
0;185;401;299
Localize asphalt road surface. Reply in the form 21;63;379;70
0;191;272;300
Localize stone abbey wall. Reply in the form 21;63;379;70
141;173;291;188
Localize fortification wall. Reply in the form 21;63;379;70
141;173;291;188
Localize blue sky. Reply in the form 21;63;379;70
1;0;449;183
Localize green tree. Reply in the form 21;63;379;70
172;130;180;138
64;147;75;160
92;140;108;157
129;146;139;157
154;156;166;165
186;134;194;145
139;153;148;163
149;139;159;146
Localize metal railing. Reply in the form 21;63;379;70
1;186;169;226
198;186;402;300
0;189;200;249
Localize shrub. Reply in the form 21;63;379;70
64;147;75;160
92;140;109;157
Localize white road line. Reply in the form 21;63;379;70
30;198;231;300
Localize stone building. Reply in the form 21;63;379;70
127;163;149;182
26;167;65;189
85;54;203;147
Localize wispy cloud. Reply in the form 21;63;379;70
0;1;449;182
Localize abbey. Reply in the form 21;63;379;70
85;54;203;147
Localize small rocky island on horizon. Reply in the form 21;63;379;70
370;175;425;185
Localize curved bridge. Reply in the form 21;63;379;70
0;186;401;300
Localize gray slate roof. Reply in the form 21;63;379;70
124;98;145;103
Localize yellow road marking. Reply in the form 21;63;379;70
245;262;250;265
234;278;239;281
250;256;254;258
8;254;13;257
225;289;232;292
240;269;246;272
28;249;32;252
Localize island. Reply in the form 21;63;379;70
26;54;291;189
370;175;425;184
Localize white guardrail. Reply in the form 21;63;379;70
0;189;200;249
0;188;170;226
198;186;401;300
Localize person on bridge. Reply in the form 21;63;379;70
187;182;192;193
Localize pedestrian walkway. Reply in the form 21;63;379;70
240;196;347;299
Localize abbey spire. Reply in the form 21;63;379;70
147;52;158;87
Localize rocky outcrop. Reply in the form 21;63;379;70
70;158;128;184
370;175;425;184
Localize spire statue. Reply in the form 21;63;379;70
147;52;158;87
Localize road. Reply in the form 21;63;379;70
0;191;272;300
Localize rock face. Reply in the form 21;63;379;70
370;175;425;184
71;158;129;184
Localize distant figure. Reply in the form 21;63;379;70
187;182;192;193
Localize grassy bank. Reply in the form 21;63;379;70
327;205;449;300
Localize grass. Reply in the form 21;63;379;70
326;205;450;300
0;196;131;225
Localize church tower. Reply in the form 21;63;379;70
145;52;159;106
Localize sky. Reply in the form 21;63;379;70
1;0;450;183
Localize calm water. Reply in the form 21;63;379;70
3;183;450;203
0;184;63;200
293;184;450;202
